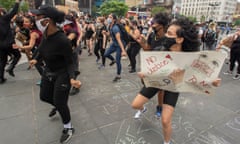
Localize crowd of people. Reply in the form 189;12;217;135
0;1;239;144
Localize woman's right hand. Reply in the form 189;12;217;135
70;79;82;88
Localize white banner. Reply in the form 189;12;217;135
140;51;227;95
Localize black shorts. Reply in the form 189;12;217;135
139;86;179;107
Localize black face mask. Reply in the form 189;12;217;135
152;27;158;33
162;36;177;51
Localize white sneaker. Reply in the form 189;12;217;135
233;74;240;80
223;71;233;75
134;107;147;119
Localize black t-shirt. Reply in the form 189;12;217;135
147;32;167;51
36;30;74;79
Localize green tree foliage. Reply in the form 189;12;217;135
200;15;206;23
234;19;240;26
99;0;128;17
151;6;167;16
187;16;197;23
0;0;29;12
0;0;15;10
20;1;29;12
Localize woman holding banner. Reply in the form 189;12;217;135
134;12;171;119
131;17;221;144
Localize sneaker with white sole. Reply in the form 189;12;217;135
233;74;240;80
60;127;75;143
223;70;233;75
134;107;147;119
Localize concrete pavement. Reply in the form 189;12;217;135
0;49;240;144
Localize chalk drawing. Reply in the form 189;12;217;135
102;100;121;115
190;132;231;144
115;119;161;144
172;115;196;138
225;116;240;132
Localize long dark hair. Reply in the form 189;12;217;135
24;15;38;30
170;17;200;52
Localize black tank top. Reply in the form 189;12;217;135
231;36;240;51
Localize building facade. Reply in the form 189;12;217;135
180;0;237;22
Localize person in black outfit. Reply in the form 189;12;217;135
222;29;240;79
127;20;141;73
94;17;107;69
84;19;95;56
30;5;81;143
63;14;81;95
0;0;21;83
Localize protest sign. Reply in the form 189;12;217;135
140;51;227;95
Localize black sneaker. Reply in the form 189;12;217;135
109;60;116;66
48;108;57;117
6;69;15;77
129;69;136;73
113;76;121;82
60;127;75;143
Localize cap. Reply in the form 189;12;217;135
30;5;65;23
62;19;73;26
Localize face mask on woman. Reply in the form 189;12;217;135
107;18;112;25
36;18;49;33
96;22;101;27
162;36;177;51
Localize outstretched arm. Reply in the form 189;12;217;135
4;0;20;21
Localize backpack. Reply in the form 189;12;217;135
204;29;216;44
116;23;130;45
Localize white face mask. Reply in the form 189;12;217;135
36;18;49;33
107;18;112;25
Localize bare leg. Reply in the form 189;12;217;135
157;90;164;106
131;93;149;110
161;104;175;143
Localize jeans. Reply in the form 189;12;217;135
104;43;122;75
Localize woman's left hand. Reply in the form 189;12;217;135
70;79;82;88
137;72;145;79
